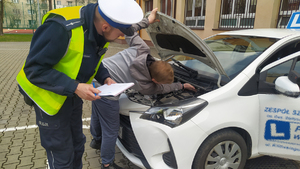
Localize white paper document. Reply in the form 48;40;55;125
96;83;134;97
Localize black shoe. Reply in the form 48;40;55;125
90;138;101;149
101;162;123;169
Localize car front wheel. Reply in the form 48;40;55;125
192;129;247;169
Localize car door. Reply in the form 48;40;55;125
257;51;300;161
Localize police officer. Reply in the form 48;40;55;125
16;0;143;168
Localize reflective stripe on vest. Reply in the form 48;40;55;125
16;6;109;115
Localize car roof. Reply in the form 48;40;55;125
217;28;300;39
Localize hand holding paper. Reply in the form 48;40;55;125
96;83;134;97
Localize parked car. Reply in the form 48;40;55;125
116;12;300;169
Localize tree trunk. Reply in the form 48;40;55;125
48;0;52;11
0;0;4;35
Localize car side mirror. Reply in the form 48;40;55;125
275;76;300;98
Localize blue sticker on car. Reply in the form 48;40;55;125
264;120;290;140
287;12;300;29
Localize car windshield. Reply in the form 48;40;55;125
170;35;278;82
205;35;277;78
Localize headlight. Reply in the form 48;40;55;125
140;98;208;128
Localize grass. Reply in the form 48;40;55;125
0;34;33;42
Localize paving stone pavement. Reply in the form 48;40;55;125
0;42;141;169
0;42;299;169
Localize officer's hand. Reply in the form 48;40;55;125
104;77;116;85
75;83;101;101
183;83;197;92
148;8;159;24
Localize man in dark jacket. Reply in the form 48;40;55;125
16;0;143;168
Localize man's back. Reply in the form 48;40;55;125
102;47;142;91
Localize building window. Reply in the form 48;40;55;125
219;0;257;29
13;9;21;15
12;0;19;3
277;0;300;28
57;1;61;5
160;0;176;17
145;0;153;13
67;1;73;6
28;9;35;15
185;0;206;28
14;19;21;26
26;0;34;4
28;20;36;27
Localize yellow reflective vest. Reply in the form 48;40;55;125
16;6;109;116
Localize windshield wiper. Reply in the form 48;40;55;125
171;58;198;78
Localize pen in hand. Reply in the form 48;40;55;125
92;82;97;96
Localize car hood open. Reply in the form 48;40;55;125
145;12;228;77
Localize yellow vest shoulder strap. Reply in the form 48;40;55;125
45;17;84;32
42;6;83;23
42;6;84;31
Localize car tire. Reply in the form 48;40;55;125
192;129;247;169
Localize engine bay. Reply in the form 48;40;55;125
125;78;215;107
125;59;224;106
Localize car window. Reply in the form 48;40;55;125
294;59;300;74
205;35;277;79
260;41;300;69
171;55;217;76
293;58;300;88
259;57;300;94
265;60;293;83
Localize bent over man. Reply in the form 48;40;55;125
90;8;196;169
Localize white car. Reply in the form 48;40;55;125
116;12;300;169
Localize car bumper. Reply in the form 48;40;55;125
117;112;208;169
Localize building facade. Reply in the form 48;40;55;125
2;0;93;29
139;0;300;41
3;0;300;41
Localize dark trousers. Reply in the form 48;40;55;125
34;96;86;169
90;98;120;164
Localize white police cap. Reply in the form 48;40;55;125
98;0;144;35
